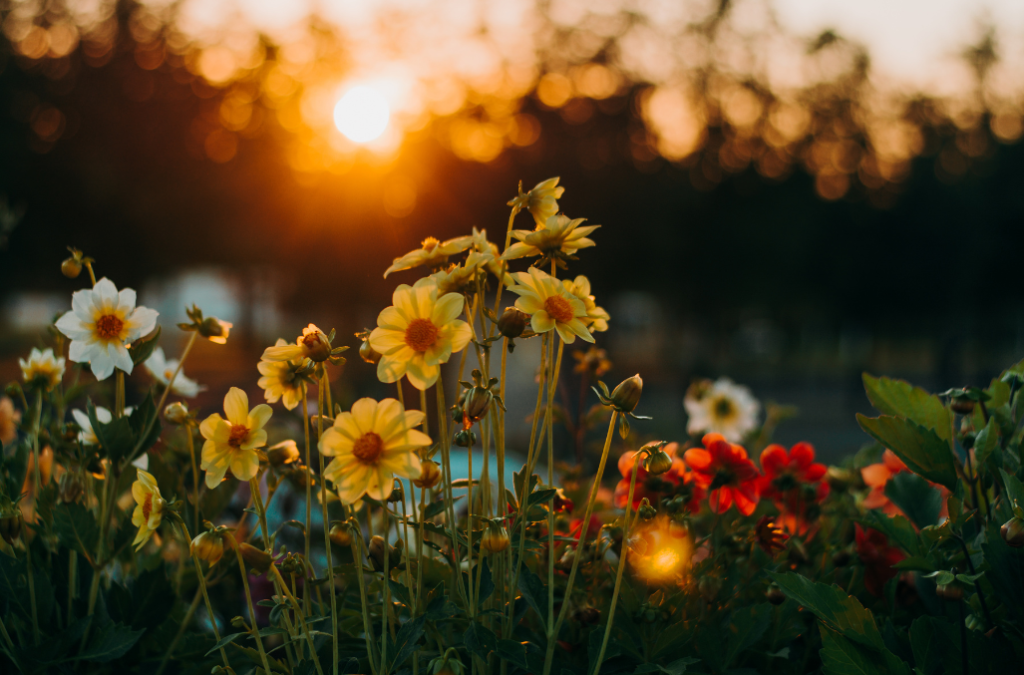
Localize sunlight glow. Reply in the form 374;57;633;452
333;86;390;143
629;518;693;583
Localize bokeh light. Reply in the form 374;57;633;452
629;518;693;584
333;86;391;143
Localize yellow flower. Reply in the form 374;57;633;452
507;177;565;225
261;324;331;363
502;214;599;262
257;339;310;410
199;387;272;488
368;279;473;390
563;275;610;332
508;268;594;344
383;234;475;278
19;347;66;390
319;397;430;503
131;469;165;550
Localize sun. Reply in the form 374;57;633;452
333;85;390;143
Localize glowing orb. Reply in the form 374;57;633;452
333;86;390;143
629;518;692;583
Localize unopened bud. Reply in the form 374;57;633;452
574;607;600;625
61;257;82;278
643;445;672;476
1001;517;1024;548
359;340;381;364
638;498;657;520
461;388;492;423
329;523;354;547
300;329;332;362
0;508;22;545
5;382;22;398
413;460;441;489
368;535;388;572
191;531;226;565
951;399;975;414
497;307;529;339
59;471;84;503
238;542;272;574
610;375;643;413
936;583;965;601
267;440;300;467
200;316;226;339
480;522;510;553
766;585;786;605
164;402;190;425
230;616;248;629
454;429;476;448
387;482;405;503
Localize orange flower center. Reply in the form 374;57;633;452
95;314;124;340
544;295;574;323
405;318;439;352
421;236;440;250
301;331;322;347
352;432;384;464
228;424;249;448
142;493;153;520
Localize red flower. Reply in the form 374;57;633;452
614;442;704;514
758;442;830;534
684;433;760;515
855;524;906;597
754;515;789;555
861;449;949;522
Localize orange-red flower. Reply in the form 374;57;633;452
614;442;704;514
754;515;789;555
855;524;905;597
684;433;760;515
861;449;949;521
759;442;829;534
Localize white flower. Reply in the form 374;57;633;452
72;406;148;468
19;348;66;390
55;278;159;381
145;347;203;397
684;378;760;443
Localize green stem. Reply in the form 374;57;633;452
233;541;273;675
271;565;325;675
249;478;271;552
127;331;198;465
28;388;43;643
318;372;340;675
545;339;564;630
114;370;124;419
350;521;380;675
435;372;470;606
67;551;77;628
0;614;22;672
302;383;313;616
542;411;619;675
380;472;392;675
24;539;40;645
186;425;200;536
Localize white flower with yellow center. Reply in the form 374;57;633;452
261;324;331;363
199;387;272;488
383;234;476;278
508;267;594;344
73;406;149;468
508;177;565;225
145;347;203;397
684;377;760;443
368;279;473;390
563;275;610;332
257;339;309;411
502;214;600;261
319;397;430;503
131;469;165;550
55;278;159;381
19;347;66;390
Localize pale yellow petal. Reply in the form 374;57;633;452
224;387;249;425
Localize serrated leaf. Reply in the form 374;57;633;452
390;614;426;670
464;621;497;661
884;473;942;529
54;502;99;558
79;620;145;663
818;625;911;675
856;414;958;489
769;573;883;650
497;639;530;670
974;417;1000;467
127;392;161;457
517;567;547;628
999;469;1024;510
859;511;920;556
88;399;135;463
862;374;952;442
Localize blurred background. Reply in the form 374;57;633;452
2;0;1024;463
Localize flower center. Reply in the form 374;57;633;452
95;314;124;340
142;493;153;520
710;468;736;490
228;424;249;448
352;432;384;464
302;331;322;348
421;236;440;250
405;318;439;352
164;369;175;381
712;396;735;420
544;295;575;323
773;473;799;492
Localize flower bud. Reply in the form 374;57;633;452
387;482;405;503
61;257;82;278
481;522;510;553
199;316;226;339
643;447;673;476
329;523;354;547
497;307;528;339
574;607;601;625
638;498;657;520
5;382;22;398
454;429;476;448
300;329;332;362
238;542;272;574
191;531;226;565
413;460;441;489
0;507;22;545
59;471;84;503
368;535;397;572
461;387;492;423
950;399;975;414
359;340;381;364
936;583;965;601
230;616;249;629
610;375;643;413
766;585;786;605
1001;517;1024;548
164;402;190;425
267;440;300;467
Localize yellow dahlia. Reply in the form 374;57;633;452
19;347;66;390
257;338;310;410
508;267;594;344
131;469;165;550
563;275;610;332
261;324;331;363
383;234;475;278
319;397;430;503
199;387;272;488
501;214;599;262
507;177;565;225
368;279;473;390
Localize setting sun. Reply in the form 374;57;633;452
333;85;390;143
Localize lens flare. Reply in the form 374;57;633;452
628;517;692;583
333;86;390;143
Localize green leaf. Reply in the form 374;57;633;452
769;572;883;650
204;632;245;656
388;580;412;608
54;502;99;558
588;626;620;673
527;488;558;504
974;418;1000;466
884;473;942;529
476;558;495;608
78;620;145;663
88;399;136;463
129;325;161;366
981;522;1024;624
891;557;934;572
862;374;952;442
423;496;462;520
390;614;426;670
497;639;530;670
722;603;772;668
818;625;911;675
0;548;54;626
856;414;958;489
464;621;497;661
517;567;547;628
999;469;1024;510
127;392;161;457
860;511;920;556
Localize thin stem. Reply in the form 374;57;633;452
497;338;510;633
249;478;271;552
0;614;22;672
85;261;97;287
302;383;313;615
28;388;43;643
435;373;470;606
350;525;380;675
129;331;198;464
24;539;40;645
186;425;200;536
492;205;520;317
318;372;340;675
593;449;641;674
114;370;125;419
954;534;994;629
67;551;77;628
542;411;619;675
271;565;325;675
466;434;476;616
545;339;564;630
233;542;273;675
379;471;392;675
